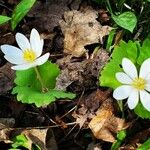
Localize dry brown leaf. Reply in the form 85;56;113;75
72;89;111;128
23;128;58;150
72;105;89;128
22;128;48;150
0;62;15;94
0;127;58;150
89;98;127;143
87;143;102;150
24;1;69;32
0;118;15;143
56;49;109;91
60;8;112;57
0;118;15;129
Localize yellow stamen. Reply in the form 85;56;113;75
23;49;36;62
132;77;146;90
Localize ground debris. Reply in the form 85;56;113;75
89;98;127;142
25;1;70;32
0;63;15;94
59;8;112;57
72;89;112;129
0;127;58;150
56;49;109;91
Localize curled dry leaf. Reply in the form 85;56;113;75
59;8;112;57
89;98;127;143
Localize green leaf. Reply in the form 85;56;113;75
11;0;36;30
111;130;126;150
100;40;138;89
11;134;29;149
112;12;137;32
137;139;150;150
14;61;59;90
134;103;150;119
12;61;76;107
0;15;11;25
106;29;116;52
137;36;150;65
13;87;76;107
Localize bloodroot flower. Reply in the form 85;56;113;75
1;28;50;70
113;58;150;111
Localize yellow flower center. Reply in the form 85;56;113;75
23;49;36;62
132;77;146;90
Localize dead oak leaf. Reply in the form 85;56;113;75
89;98;127;143
59;9;112;57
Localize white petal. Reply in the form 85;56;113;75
122;58;138;79
139;58;150;78
1;45;25;64
127;89;139;109
140;90;150;111
35;53;50;66
11;63;37;70
113;85;133;100
145;73;150;81
16;33;30;51
116;72;132;84
11;53;50;70
145;83;150;92
30;28;43;57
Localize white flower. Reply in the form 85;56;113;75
113;58;150;111
0;28;50;70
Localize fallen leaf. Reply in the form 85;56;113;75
60;8;112;57
72;104;89;128
0;127;58;150
22;128;48;150
0;63;15;94
56;49;109;91
83;89;112;112
72;89;111;128
89;98;127;142
87;143;102;150
25;0;70;32
0;118;15;129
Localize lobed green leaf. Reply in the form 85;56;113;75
13;86;76;107
100;40;138;89
12;61;76;107
137;35;150;65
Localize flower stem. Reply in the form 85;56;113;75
34;67;48;92
118;101;124;118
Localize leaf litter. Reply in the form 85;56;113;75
0;0;149;149
59;8;112;57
